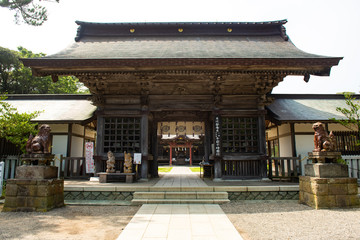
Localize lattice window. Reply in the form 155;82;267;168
221;117;258;153
103;118;141;153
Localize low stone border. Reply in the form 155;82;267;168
228;191;299;200
64;191;133;201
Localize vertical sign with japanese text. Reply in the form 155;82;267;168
85;142;95;173
215;116;221;156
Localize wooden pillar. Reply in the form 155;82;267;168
151;121;159;177
204;120;211;162
290;123;297;157
140;111;149;180
66;123;73;157
189;145;192;166
169;145;172;166
258;114;267;178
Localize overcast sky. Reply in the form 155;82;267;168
0;0;359;94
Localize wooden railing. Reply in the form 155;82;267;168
333;131;360;155
221;159;263;179
342;155;360;180
60;156;93;179
267;156;301;181
0;155;20;180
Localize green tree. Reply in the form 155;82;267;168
331;93;360;145
0;95;39;153
0;0;59;26
0;46;89;94
0;47;20;93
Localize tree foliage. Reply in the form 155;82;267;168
0;0;59;26
0;46;89;94
331;93;360;145
0;95;39;153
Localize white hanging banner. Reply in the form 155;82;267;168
85;142;95;173
0;162;4;196
134;153;142;165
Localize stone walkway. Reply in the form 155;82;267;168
117;167;243;240
154;166;207;187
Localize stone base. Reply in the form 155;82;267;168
308;151;342;163
16;165;58;179
299;176;359;209
2;178;64;212
305;163;349;178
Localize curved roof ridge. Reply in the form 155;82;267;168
74;19;289;42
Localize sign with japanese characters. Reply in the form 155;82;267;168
134;153;142;164
85;142;95;173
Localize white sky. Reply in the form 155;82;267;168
0;0;359;94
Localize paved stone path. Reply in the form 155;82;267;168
154;166;207;187
117;167;243;240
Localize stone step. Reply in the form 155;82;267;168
131;198;230;205
133;191;228;200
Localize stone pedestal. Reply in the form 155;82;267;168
308;151;342;163
2;165;64;212
299;164;359;209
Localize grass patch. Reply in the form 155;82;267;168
158;167;173;173
189;167;201;172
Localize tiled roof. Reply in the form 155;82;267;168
267;94;360;122
3;95;96;123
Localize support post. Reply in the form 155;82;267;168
190;145;192;166
169;146;172;166
204;120;211;162
258;114;267;178
140;111;149;180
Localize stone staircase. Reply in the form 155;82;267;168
131;189;229;204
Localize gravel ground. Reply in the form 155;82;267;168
221;200;360;240
1;201;359;240
0;204;140;240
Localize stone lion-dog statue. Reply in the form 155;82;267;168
312;122;336;152
26;124;51;154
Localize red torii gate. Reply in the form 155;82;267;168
169;142;193;166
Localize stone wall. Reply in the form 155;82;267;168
299;176;359;209
3;179;64;212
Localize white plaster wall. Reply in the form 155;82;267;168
71;136;84;157
72;124;85;136
295;123;313;133
278;124;290;136
52;135;68;156
85;128;96;139
295;135;314;175
279;136;292;157
267;127;278;139
49;124;68;133
328;123;356;131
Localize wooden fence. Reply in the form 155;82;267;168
267;156;301;181
342;155;360;180
333;131;360;155
0;155;21;180
59;156;93;179
221;159;262;179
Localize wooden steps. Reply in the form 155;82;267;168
131;191;229;205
